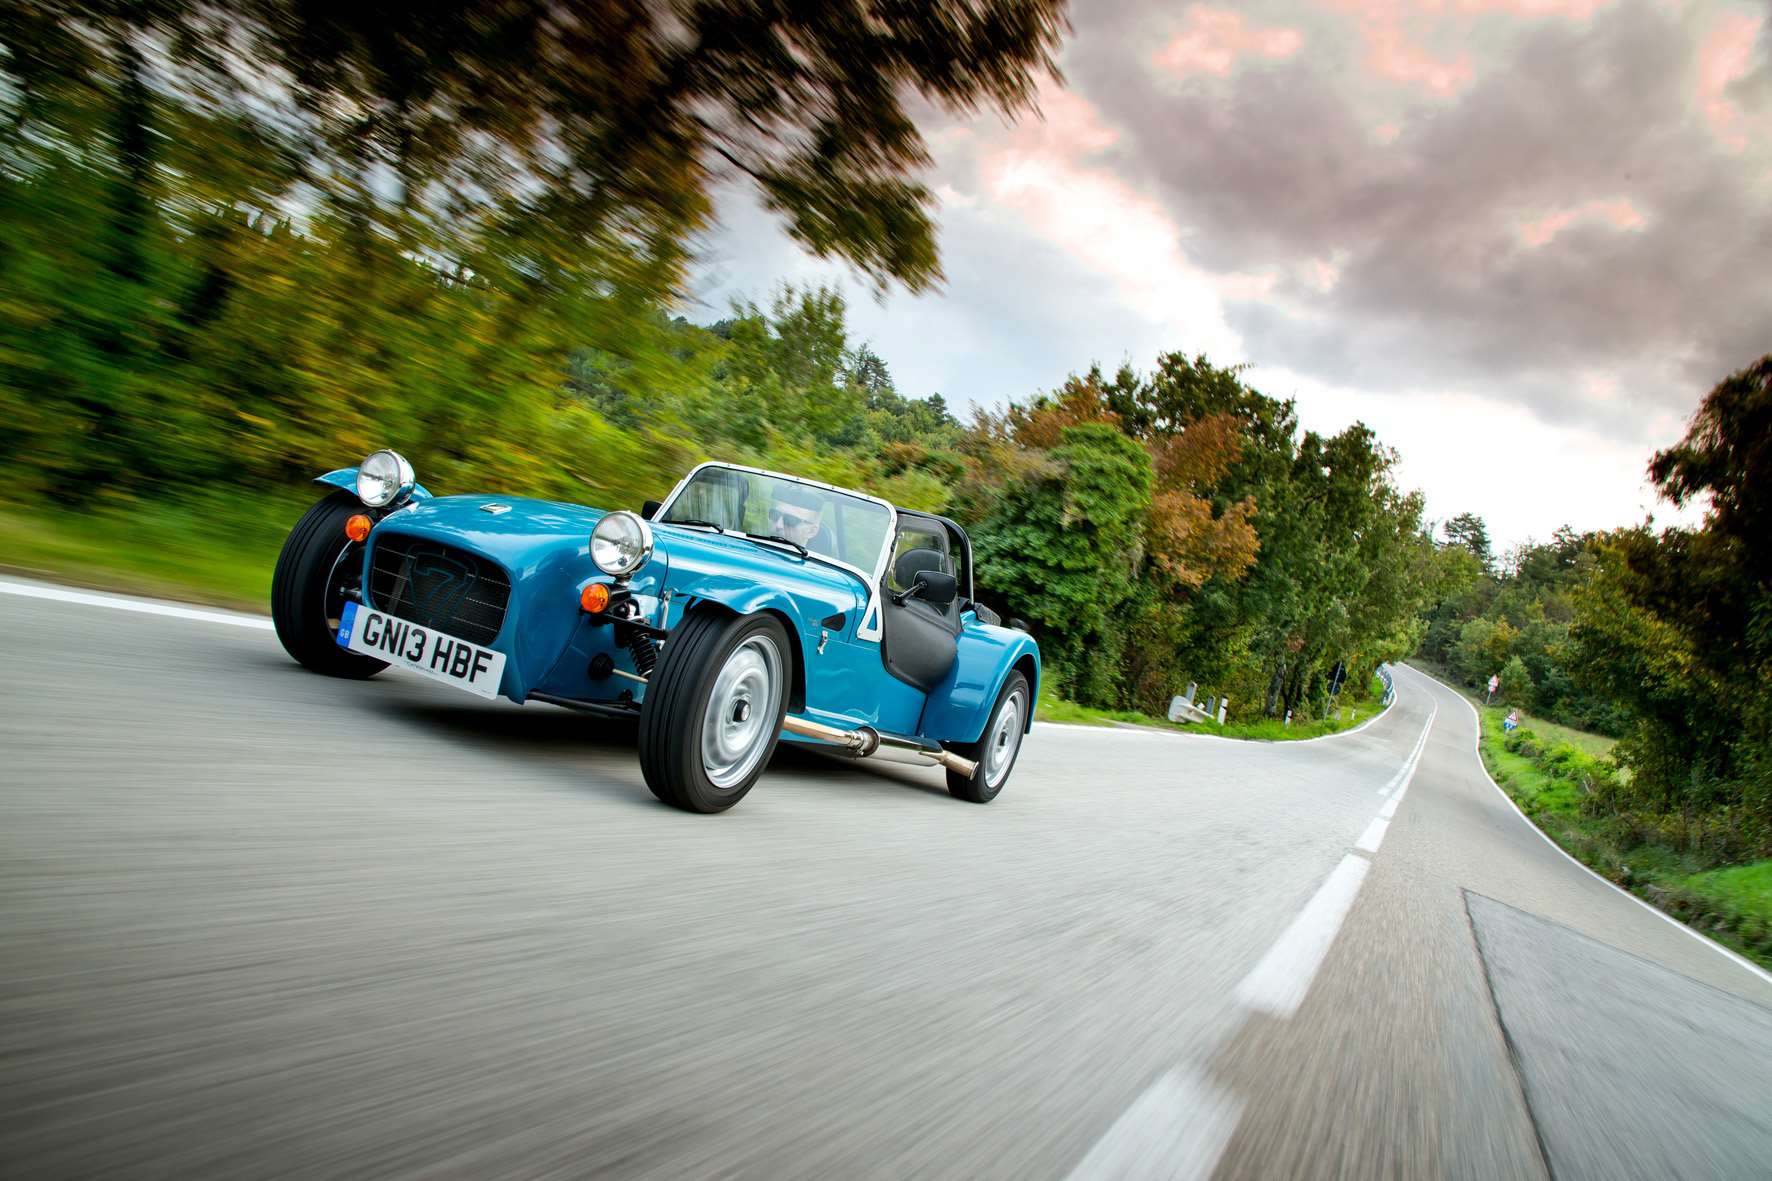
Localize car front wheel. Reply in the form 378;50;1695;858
270;491;387;680
944;670;1029;803
639;607;790;813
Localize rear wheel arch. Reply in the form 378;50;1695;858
1011;653;1039;731
944;668;1031;803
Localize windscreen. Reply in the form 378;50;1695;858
661;466;892;574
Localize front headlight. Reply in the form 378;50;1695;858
356;449;415;508
591;510;654;577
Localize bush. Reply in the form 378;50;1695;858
1540;741;1588;780
1504;727;1543;759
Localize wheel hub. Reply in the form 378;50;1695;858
984;689;1024;788
702;634;783;790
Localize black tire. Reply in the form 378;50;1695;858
271;491;387;679
944;670;1030;803
639;607;791;813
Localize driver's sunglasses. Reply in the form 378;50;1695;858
769;506;816;528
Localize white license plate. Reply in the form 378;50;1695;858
336;600;506;699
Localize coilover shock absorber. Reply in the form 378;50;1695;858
625;627;658;677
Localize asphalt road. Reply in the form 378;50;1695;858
2;578;1769;1179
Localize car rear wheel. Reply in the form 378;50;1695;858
639;607;790;813
271;491;387;679
944;670;1029;803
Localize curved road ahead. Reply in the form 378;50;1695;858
2;578;1769;1179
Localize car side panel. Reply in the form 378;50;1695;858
652;534;927;732
800;635;928;734
916;619;1040;745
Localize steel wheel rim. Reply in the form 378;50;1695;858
985;689;1024;788
702;633;783;790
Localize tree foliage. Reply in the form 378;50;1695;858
1567;356;1772;857
960;356;1435;715
3;1;1065;297
1418;522;1624;732
1420;357;1772;860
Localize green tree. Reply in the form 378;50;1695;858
1443;512;1492;568
1569;356;1772;855
9;1;1066;297
973;423;1153;704
1498;655;1533;705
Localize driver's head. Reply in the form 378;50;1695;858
768;484;824;546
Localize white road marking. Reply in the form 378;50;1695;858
1376;703;1437;794
1411;665;1772;990
1233;853;1372;1019
1355;816;1390;854
1377;792;1402;820
0;576;274;630
1065;1067;1245;1181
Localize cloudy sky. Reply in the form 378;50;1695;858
691;0;1771;552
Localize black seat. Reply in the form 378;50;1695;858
880;546;960;693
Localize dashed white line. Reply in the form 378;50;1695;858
1233;853;1373;1019
0;576;274;630
1376;703;1437;794
1355;815;1390;854
1065;1067;1245;1181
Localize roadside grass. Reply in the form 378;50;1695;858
1036;674;1388;742
1681;862;1772;933
0;491;310;612
1412;659;1616;759
1505;711;1615;760
1472;702;1772;971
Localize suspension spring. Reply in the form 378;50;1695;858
626;629;659;677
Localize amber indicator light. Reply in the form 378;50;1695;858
344;514;372;542
581;583;611;613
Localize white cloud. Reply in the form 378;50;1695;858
687;0;1752;553
1264;366;1702;547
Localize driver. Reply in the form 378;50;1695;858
767;484;832;555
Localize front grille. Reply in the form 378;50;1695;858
368;534;511;646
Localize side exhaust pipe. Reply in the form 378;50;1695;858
781;715;978;779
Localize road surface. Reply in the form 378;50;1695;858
2;577;1768;1179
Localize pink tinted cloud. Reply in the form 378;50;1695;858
1518;198;1647;246
1448;0;1615;17
1153;6;1305;79
1697;10;1763;150
1319;0;1615;97
1028;83;1121;155
1318;1;1474;96
1367;21;1473;95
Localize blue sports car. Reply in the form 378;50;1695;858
271;451;1040;812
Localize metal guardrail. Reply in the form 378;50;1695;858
1377;663;1395;706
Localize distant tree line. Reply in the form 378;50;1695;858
1418;520;1630;735
1422;359;1772;860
